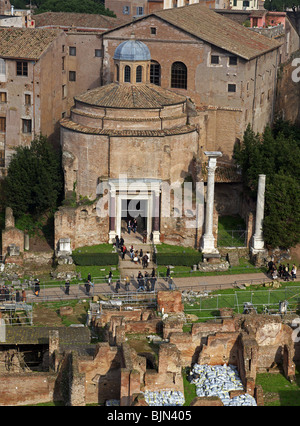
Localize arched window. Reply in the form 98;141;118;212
150;60;161;86
136;65;143;83
171;61;187;89
116;64;119;82
124;65;131;83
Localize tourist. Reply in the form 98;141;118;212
272;267;278;280
137;271;144;291
34;280;40;297
65;280;70;295
85;281;91;295
130;245;134;261
125;276;130;291
291;264;297;281
146;251;150;265
168;276;174;291
88;272;92;282
139;248;143;259
142;230;147;243
115;280;121;293
132;219;137;233
108;270;113;285
115;235;120;249
142;254;148;269
283;265;290;282
121;245;127;260
166;266;171;281
120;236;124;248
22;288;26;303
16;289;21;302
127;220;132;234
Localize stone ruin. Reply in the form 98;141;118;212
0;290;298;406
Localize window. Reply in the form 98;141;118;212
62;56;65;71
171;61;187;89
25;94;31;105
233;0;237;5
22;119;32;133
211;55;219;65
229;56;237;66
0;117;6;132
95;49;102;57
62;84;67;99
123;5;130;14
116;64;119;82
69;46;76;56
228;83;236;93
136;65;143;83
136;6;144;15
0;59;5;75
124;65;131;83
150;60;161;86
0;92;7;103
16;61;28;76
243;0;249;6
69;71;76;82
151;27;157;35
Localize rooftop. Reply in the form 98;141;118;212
33;11;130;32
74;82;187;109
104;4;281;61
0;27;63;60
153;4;281;60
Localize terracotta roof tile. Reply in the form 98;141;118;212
75;82;187;109
152;4;281;60
0;28;63;60
33;11;130;31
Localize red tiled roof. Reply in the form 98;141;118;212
0;27;63;59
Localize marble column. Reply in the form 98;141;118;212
152;190;161;244
201;151;222;254
252;174;266;252
108;190;116;243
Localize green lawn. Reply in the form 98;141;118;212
184;281;300;321
256;367;300;406
156;243;200;255
73;243;116;254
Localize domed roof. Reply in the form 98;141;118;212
113;39;151;62
74;82;186;109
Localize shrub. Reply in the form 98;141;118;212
154;253;202;267
72;252;118;266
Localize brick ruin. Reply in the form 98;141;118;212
0;290;299;406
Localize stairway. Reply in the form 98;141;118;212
118;232;156;279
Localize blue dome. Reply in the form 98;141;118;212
113;39;151;62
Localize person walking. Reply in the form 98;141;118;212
34;280;40;297
115;280;121;293
21;288;26;303
108;270;113;286
65;279;70;295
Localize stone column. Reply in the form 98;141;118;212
252;174;266;252
201;151;222;254
163;0;173;9
152;190;160;244
108;190;116;243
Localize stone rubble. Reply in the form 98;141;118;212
189;364;257;406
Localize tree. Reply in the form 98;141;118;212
234;121;300;248
34;0;116;16
4;135;63;219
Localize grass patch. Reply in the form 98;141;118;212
183;367;197;406
73;244;115;254
256;366;300;406
156;244;200;254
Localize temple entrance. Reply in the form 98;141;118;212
121;199;148;234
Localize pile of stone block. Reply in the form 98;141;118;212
188;364;257;406
143;390;185;406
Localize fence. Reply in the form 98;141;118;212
217;230;248;247
184;286;300;322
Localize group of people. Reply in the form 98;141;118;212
127;219;138;234
267;260;298;282
137;269;156;292
0;285;27;302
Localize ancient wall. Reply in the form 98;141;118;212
0;373;56;406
